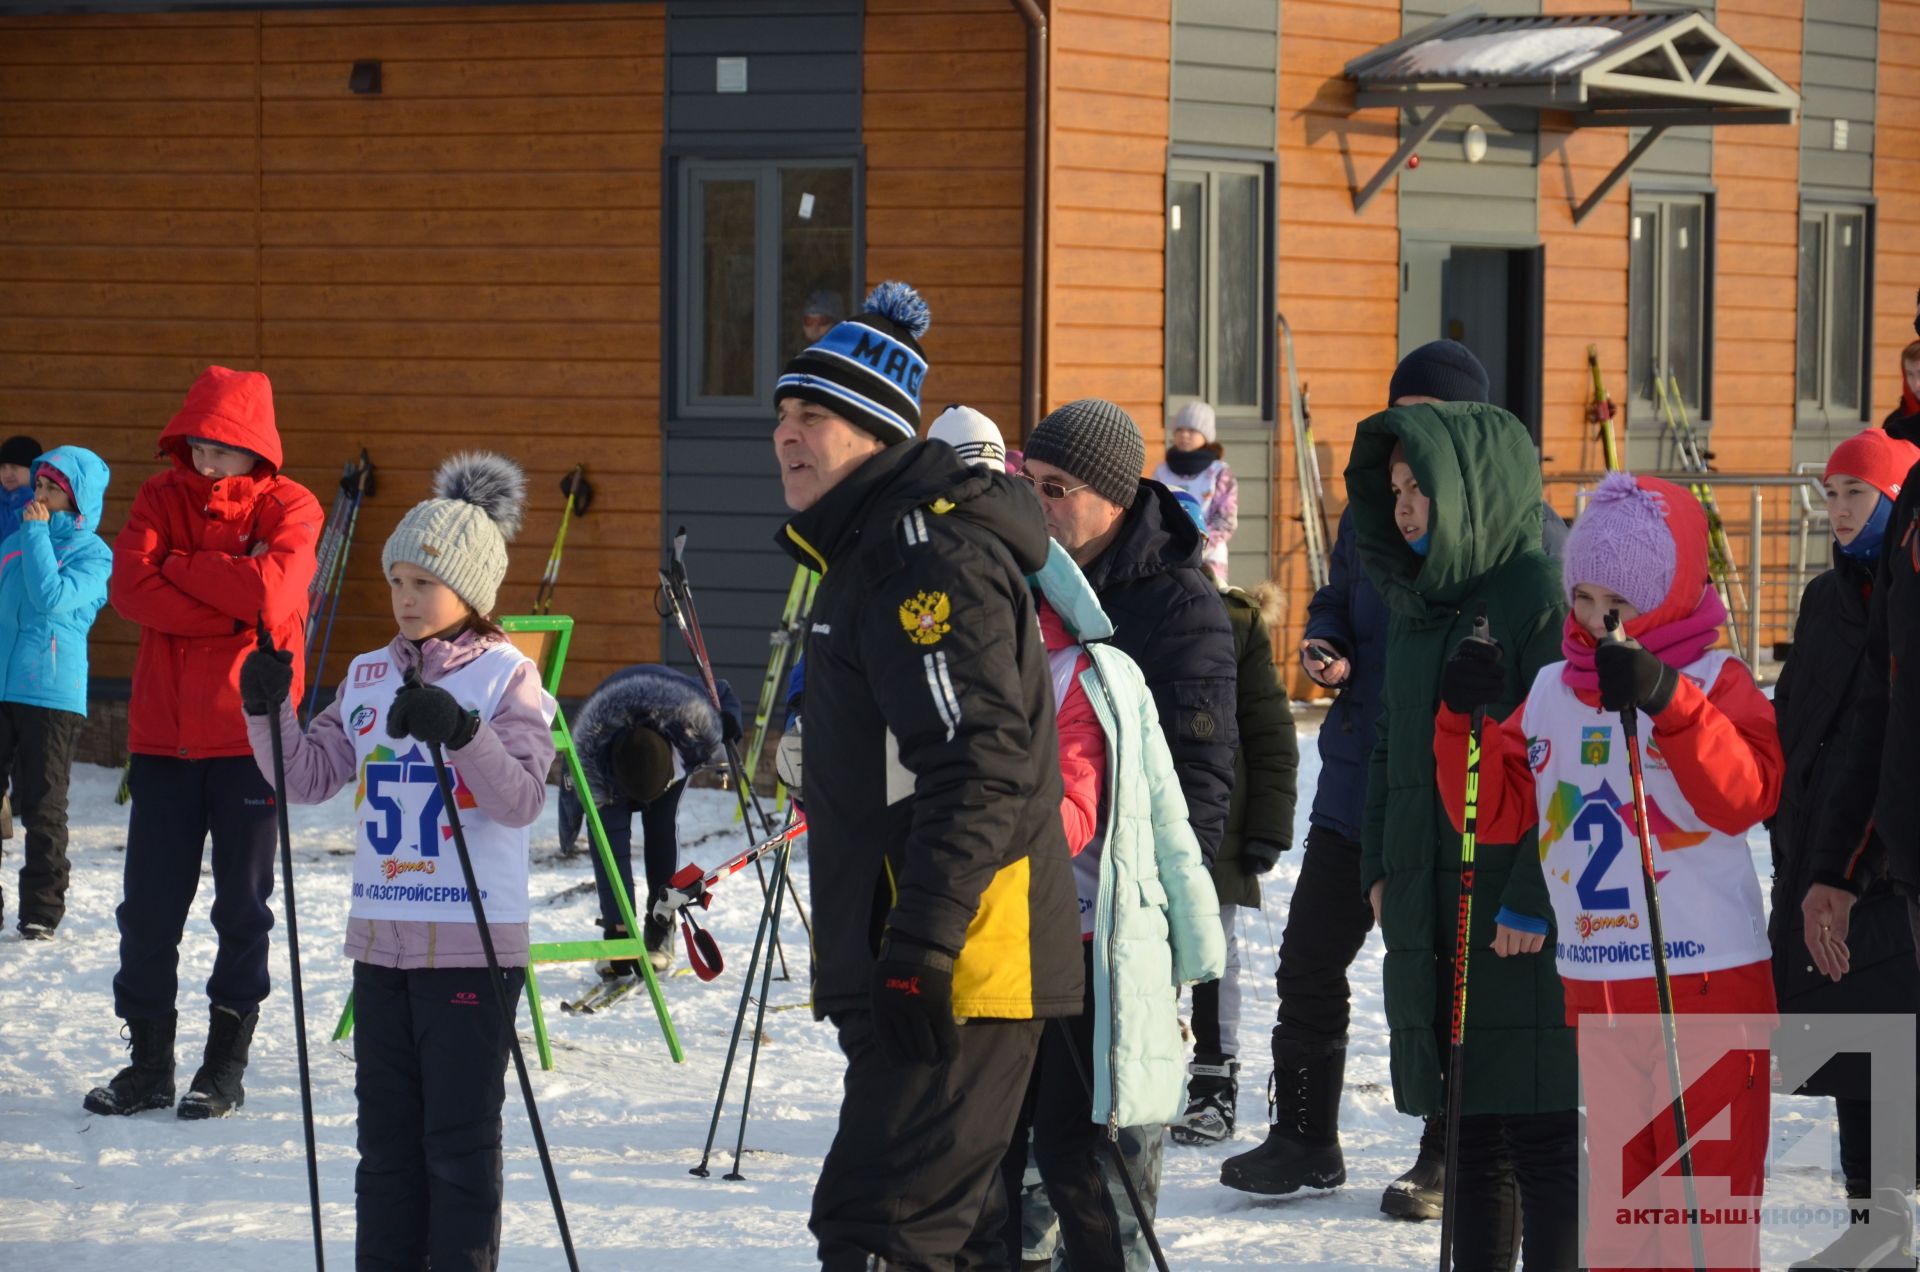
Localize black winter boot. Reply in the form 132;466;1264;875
83;1013;177;1115
1219;1035;1347;1194
177;1005;258;1119
1172;1052;1239;1145
1380;1112;1447;1221
1789;1187;1914;1269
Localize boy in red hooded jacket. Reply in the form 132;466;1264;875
84;366;321;1120
1435;472;1782;1269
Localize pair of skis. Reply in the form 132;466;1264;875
302;451;376;724
1280;313;1333;591
737;563;817;819
1650;370;1747;662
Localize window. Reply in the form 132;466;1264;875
1167;160;1270;416
1797;204;1870;426
1628;195;1711;424
678;159;859;414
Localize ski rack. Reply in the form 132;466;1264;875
330;613;684;1071
1280;313;1332;591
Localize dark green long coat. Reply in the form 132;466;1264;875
1348;402;1576;1118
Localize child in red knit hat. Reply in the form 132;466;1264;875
1434;471;1784;1269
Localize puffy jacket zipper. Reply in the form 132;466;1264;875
1089;656;1124;1139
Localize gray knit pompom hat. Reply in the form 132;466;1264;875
382;452;527;617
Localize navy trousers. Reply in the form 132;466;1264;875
113;754;277;1021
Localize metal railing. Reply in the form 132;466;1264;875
1544;470;1829;671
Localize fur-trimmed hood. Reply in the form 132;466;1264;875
574;665;732;806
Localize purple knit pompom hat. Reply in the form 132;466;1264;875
1561;471;1675;613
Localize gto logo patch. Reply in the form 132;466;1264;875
898;590;952;646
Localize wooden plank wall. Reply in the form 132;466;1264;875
0;3;664;700
1537;0;1631;489
1271;0;1404;690
1875;0;1920;406
864;0;1027;438
1046;0;1171;442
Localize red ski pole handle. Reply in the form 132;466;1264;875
654;816;808;926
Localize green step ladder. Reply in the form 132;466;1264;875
332;614;684;1069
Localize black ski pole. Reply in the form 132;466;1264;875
256;618;326;1271
1438;602;1491;1272
724;839;790;1180
1607;611;1705;1272
416;691;580;1272
1054;1016;1172;1272
690;832;786;1177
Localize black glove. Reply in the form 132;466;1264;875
870;933;958;1068
1240;840;1283;876
387;670;479;750
239;646;294;717
1595;634;1679;715
1440;631;1506;715
720;709;743;747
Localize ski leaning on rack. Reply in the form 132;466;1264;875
303;450;376;724
1280;312;1332;590
738;563;817;821
1588;345;1621;473
1650;371;1747;661
533;464;593;616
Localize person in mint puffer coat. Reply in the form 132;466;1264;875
0;445;111;937
998;540;1225;1271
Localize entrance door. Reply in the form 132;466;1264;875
1400;240;1545;445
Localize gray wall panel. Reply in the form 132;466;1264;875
1399;3;1541;237
1800;0;1877;194
663;0;862;688
1630;0;1713;183
1171;0;1276;149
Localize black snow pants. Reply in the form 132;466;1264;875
1452;1109;1582;1271
0;702;82;929
113;754;277;1021
811;1010;1043;1272
352;960;522;1272
1273;826;1375;1042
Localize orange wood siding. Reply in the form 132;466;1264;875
1046;0;1170;443
0;4;664;699
1710;0;1803;479
1538;0;1631;490
864;0;1027;437
1876;1;1920;408
1272;0;1404;688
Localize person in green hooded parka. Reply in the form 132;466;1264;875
1347;400;1579;1270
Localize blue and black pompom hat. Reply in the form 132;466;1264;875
774;281;930;445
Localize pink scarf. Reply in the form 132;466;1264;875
1559;588;1728;692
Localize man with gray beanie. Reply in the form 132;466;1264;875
1022;398;1239;860
1222;337;1566;1213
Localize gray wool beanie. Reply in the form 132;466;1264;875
382;452;527;617
1025;398;1146;509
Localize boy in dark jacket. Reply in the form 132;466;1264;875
1354;401;1576;1268
84;366;322;1120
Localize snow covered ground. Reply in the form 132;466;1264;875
0;719;1875;1269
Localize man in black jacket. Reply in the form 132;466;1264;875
772;282;1084;1271
1020;399;1239;860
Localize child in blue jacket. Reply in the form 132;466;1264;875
0;446;112;937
